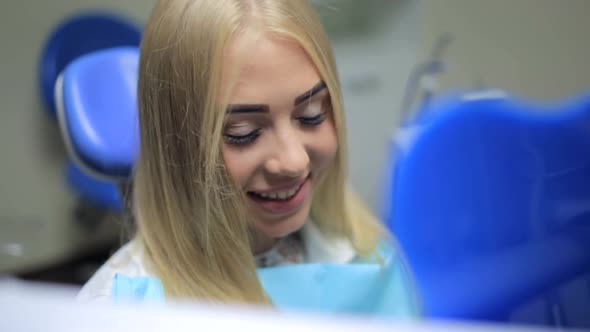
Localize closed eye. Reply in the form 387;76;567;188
296;93;330;127
224;129;261;146
297;112;326;126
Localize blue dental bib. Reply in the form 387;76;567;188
112;255;418;318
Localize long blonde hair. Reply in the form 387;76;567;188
134;0;385;304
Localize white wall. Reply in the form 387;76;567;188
326;0;421;212
419;0;590;100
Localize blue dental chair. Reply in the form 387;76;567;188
40;12;141;117
39;12;141;210
383;90;590;327
55;47;140;191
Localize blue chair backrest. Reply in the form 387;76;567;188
40;12;141;117
384;90;590;327
56;47;140;180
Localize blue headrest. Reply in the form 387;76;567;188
65;162;123;210
56;47;140;180
39;12;141;117
384;90;590;323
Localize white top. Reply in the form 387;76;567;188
77;222;356;302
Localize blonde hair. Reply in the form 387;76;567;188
134;0;385;304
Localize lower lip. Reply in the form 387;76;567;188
248;178;310;216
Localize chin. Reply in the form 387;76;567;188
255;204;311;239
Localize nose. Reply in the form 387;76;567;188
264;130;309;179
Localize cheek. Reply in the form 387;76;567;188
222;148;255;189
310;120;338;171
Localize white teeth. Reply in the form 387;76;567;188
254;184;301;201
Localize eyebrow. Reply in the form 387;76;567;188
293;81;327;106
226;104;270;114
226;80;327;114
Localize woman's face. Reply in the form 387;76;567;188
221;34;338;249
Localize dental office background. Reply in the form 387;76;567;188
1;0;590;326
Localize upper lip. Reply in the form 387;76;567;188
249;175;309;194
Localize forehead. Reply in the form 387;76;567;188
222;33;322;105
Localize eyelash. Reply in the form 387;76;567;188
224;129;261;145
298;112;326;126
223;112;327;146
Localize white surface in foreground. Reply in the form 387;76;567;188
0;280;570;332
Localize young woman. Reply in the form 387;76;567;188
79;0;418;315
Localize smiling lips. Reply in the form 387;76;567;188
250;181;304;200
247;176;311;215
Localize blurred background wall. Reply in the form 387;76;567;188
419;0;590;100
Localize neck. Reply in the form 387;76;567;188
250;231;279;255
